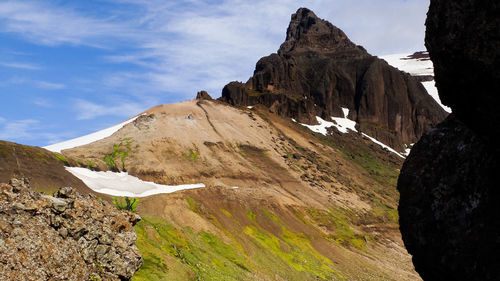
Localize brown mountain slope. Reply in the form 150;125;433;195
0;140;93;195
60;98;420;280
220;8;447;152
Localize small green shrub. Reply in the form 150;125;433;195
113;197;139;212
103;138;133;170
55;154;70;166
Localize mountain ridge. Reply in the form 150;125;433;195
220;8;447;152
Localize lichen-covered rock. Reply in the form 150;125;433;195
398;1;500;280
0;178;142;281
220;8;447;152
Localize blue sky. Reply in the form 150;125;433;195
0;0;430;147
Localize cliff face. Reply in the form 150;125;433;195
0;178;142;281
220;8;447;152
398;1;500;280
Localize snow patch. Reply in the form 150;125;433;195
361;133;405;158
422;81;451;112
66;167;205;197
300;112;405;158
44;115;142;153
381;53;451;113
341;107;349;118
381;53;434;77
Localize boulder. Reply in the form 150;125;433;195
398;1;500;280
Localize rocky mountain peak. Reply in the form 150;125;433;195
278;7;361;55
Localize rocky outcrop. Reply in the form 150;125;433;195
196;90;213;100
398;1;500;280
0;178;143;281
425;0;500;139
220;8;447;152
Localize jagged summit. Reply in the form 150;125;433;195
220;8;447;152
278;7;364;55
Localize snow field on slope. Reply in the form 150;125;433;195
422;81;452;112
381;53;451;113
66;167;205;197
44;115;142;153
296;108;405;158
381;53;434;77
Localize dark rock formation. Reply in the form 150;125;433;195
398;1;500;280
196;90;213;100
0;178;143;281
425;0;500;139
398;116;499;280
220;8;447;152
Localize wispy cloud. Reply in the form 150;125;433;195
0;61;40;70
0;0;430;101
0;117;77;145
4;77;66;90
0;1;138;47
74;98;146;120
32;98;52;107
36;81;65;90
0;119;39;140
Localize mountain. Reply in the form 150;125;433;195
220;8;447;153
0;7;442;281
38;96;420;280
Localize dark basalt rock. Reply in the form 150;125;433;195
425;0;500;140
196;90;213;100
398;115;500;280
220;8;447;152
398;1;500;280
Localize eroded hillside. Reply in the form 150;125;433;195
59;98;420;280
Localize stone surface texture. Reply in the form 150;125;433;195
0;178;142;281
398;1;500;280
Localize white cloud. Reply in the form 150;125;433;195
33;98;52;108
74;99;146;120
0;61;40;70
0;119;39;140
0;1;138;47
35;81;66;90
1;0;431;121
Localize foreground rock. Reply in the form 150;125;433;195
398;0;500;280
220;7;447;152
0;178;142;281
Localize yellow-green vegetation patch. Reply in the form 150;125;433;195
246;210;256;221
243;224;339;280
182;145;200;161
220;208;232;217
370;198;399;224
55;154;70;166
133;217;252;281
305;208;367;251
185;196;199;213
262;208;278;222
